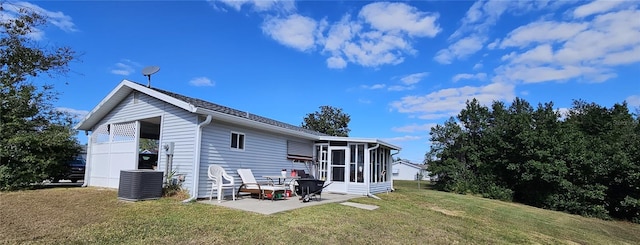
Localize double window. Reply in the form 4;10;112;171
230;132;245;150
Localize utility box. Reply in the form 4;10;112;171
118;170;163;201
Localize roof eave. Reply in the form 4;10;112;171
317;136;402;150
194;107;319;140
74;80;197;131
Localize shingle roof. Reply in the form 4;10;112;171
150;87;328;136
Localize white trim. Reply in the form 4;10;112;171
230;131;245;151
318;136;401;150
122;80;195;112
195;107;319;140
75;80;195;131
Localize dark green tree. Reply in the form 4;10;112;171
425;97;639;223
0;7;80;190
301;105;351;136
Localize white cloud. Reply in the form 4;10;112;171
361;84;386;90
110;59;140;76
400;72;428;85
0;2;77;40
388;85;416;92
626;95;640;108
383;135;423;142
262;14;318;52
573;0;626;18
494;8;640;84
214;0;295;13
390;82;515;120
441;0;560;64
5;2;77;32
189;77;214;87
56;107;89;120
473;63;483;70
392;123;438;133
358;98;372;104
496;65;616;84
255;2;442;69
326;56;347;69
338;30;412;67
500;21;589;48
506;44;554;65
557;107;570;120
452;73;487;83
358;2;441;37
602;46;640;65
434;35;484;64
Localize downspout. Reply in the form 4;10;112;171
389;149;401;192
82;130;92;187
366;144;380;199
182;114;212;203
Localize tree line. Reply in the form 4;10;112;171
426;98;639;223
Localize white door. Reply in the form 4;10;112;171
325;146;349;193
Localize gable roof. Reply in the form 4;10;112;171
75;79;401;150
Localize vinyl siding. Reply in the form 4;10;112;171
197;120;313;198
89;92;197;191
392;162;430;181
369;182;393;194
347;184;369;196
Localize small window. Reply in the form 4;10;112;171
231;132;245;150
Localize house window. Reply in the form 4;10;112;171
230;132;245;150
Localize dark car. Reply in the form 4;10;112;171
52;158;86;183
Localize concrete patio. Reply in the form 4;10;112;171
199;192;364;215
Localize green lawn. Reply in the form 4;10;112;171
1;181;639;244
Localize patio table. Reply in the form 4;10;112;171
263;175;300;196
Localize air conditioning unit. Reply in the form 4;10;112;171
118;170;163;201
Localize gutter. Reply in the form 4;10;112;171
389;149;401;192
183;114;212;203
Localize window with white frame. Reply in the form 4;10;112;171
230;132;245;150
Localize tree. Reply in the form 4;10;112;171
0;7;80;190
301;105;351;136
426;97;640;222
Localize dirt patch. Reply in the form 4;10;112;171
430;206;464;217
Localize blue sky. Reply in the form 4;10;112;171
7;0;640;163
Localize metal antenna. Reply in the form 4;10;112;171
141;66;160;88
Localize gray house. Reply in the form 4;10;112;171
75;80;400;199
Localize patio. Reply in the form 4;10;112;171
198;192;363;215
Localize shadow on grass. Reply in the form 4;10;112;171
394;180;436;191
31;180;83;190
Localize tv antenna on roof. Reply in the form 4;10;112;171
141;66;160;88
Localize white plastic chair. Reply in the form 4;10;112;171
208;164;236;203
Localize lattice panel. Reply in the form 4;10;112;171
92;124;110;143
112;122;136;142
